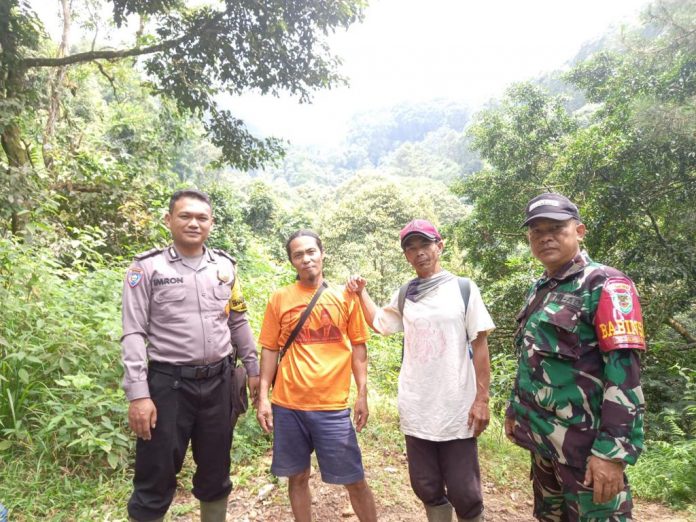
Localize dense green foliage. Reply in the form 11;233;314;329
2;0;366;169
0;0;695;518
346;100;473;165
0;237;127;465
453;0;696;509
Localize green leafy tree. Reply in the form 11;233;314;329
206;182;252;258
20;59;200;258
454;82;576;282
383;141;461;183
459;2;696;335
1;0;365;231
559;0;696;331
320;172;467;303
346;100;471;165
457;0;696;459
242;180;279;236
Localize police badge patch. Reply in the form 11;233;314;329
127;268;144;288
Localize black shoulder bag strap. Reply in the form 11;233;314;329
272;281;328;387
458;277;471;315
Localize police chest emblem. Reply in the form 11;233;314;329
127;268;144;288
607;280;633;314
217;269;230;283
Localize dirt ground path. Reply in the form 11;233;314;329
171;445;693;522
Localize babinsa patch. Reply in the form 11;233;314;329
596;276;646;352
127;268;144;288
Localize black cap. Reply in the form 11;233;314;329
522;193;581;226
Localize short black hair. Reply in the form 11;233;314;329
169;189;211;214
285;229;323;261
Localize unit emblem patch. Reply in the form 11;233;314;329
607;279;633;314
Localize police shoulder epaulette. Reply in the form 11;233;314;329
213;248;237;265
134;247;164;261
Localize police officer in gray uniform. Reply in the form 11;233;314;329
121;189;259;522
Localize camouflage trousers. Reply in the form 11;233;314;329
531;453;633;522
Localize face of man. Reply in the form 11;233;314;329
165;197;213;255
402;235;443;279
288;235;324;286
527;218;586;275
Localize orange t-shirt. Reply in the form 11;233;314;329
258;282;370;411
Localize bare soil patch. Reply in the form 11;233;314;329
170;446;693;521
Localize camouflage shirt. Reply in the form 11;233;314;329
506;251;646;468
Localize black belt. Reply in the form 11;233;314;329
149;357;229;380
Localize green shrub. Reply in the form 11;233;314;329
231;412;272;466
628;362;696;512
628;439;696;510
0;237;129;467
367;334;402;397
489;351;517;416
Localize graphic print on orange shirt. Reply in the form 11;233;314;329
296;305;343;344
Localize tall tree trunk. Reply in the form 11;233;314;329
1;124;30;168
43;0;72;170
0;49;25;167
1;122;31;234
1;56;33;232
1;0;31;233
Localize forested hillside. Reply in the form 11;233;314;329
1;0;695;519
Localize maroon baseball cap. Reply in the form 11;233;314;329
400;219;442;247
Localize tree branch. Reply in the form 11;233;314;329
20;139;35;168
665;317;696;345
96;61;118;100
20;34;190;68
43;0;72;170
645;209;671;251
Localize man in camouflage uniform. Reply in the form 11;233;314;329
505;193;646;521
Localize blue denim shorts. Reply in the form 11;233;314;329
271;404;365;484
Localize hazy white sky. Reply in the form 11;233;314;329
226;0;648;146
36;0;649;147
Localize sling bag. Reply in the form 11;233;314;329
272;281;328;388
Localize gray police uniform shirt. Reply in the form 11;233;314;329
121;245;258;401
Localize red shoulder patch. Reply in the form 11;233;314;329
595;277;646;352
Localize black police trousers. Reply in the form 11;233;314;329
127;364;234;522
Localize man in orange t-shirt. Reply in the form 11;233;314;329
257;230;377;522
